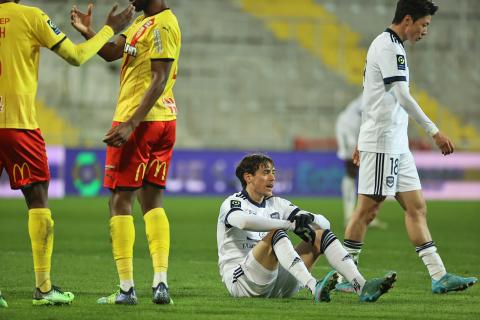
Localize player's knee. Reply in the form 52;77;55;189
316;214;331;230
270;229;289;248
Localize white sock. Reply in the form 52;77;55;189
272;230;317;293
341;176;356;224
418;246;446;281
120;280;134;292
153;272;168;288
322;232;366;295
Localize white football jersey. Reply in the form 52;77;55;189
336;94;364;159
359;28;410;154
217;190;299;280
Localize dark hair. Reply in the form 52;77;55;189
392;0;438;24
235;154;274;188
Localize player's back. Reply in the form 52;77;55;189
0;2;65;129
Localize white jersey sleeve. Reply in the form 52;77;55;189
377;42;408;84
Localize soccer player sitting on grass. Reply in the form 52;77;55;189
217;154;396;303
0;0;133;306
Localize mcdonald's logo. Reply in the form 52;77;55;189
148;160;167;181
135;163;148;182
12;162;31;182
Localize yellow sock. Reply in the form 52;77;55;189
28;208;54;292
110;215;135;283
144;208;170;273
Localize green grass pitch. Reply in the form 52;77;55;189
0;197;478;319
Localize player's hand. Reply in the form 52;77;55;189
292;213;316;245
433;131;454;155
102;122;135;147
105;4;135;34
352;148;360;166
71;3;94;36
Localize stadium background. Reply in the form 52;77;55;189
1;0;479;199
0;1;479;319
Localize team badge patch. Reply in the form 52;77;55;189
47;20;61;35
386;176;395;188
396;55;406;70
230;200;241;208
270;212;280;219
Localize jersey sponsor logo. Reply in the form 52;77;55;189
396;54;406;70
153;29;162;53
0;96;4;112
124;43;137;57
270;212;280;219
47;19;61;35
135;163;148;182
386;176;395;188
148;159;168;181
12;163;31;182
230;200;241;208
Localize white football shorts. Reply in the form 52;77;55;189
223;250;300;298
358;151;421;196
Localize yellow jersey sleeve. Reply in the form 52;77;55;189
32;8;66;49
149;20;178;60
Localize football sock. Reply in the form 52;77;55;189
322;230;365;294
271;230;317;293
344;239;363;265
28;208;53;292
110;215;135;291
416;241;446;281
144;208;170;288
341;176;356;225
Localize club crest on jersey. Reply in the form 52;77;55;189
47;19;61;35
124;43;137;57
386;176;395;188
230;200;241;208
270;212;280;219
396;55;406;70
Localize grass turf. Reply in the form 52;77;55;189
0;197;478;319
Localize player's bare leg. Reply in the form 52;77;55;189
395;190;477;293
345;194;384;248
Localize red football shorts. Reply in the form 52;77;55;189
104;120;176;190
0;129;50;189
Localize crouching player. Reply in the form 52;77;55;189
217;154;396;302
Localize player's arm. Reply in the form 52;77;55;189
53;4;133;66
226;209;293;232
103;59;172;147
391;82;454;155
70;3;129;62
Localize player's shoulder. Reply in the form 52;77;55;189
221;192;249;210
10;3;44;17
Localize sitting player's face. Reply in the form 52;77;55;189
246;162;276;201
